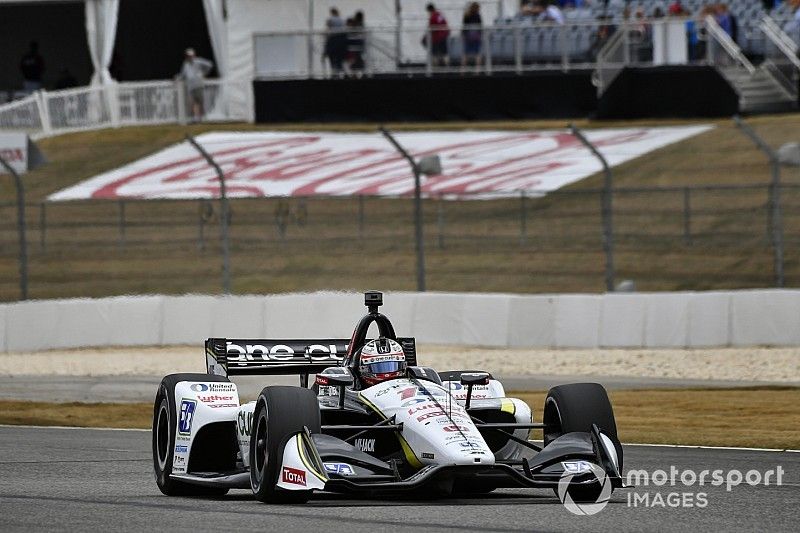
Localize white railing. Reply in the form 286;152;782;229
593;28;627;96
760;15;800;71
705;15;756;74
0;78;253;139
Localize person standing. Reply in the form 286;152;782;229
347;10;366;76
176;48;213;123
324;7;347;77
20;41;45;94
425;3;451;67
461;2;483;70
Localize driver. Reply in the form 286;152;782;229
356;338;407;388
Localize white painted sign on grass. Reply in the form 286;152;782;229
48;126;711;201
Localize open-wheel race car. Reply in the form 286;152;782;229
152;291;624;503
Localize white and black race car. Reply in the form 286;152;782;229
152;291;624;503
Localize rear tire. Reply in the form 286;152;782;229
249;386;321;504
543;383;621;503
152;373;231;497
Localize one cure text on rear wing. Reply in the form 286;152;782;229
205;337;417;377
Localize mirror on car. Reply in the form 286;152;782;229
316;367;354;387
460;372;490;386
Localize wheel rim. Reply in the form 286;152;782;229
252;404;268;490
156;400;170;470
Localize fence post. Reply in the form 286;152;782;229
569;124;615;292
187;135;232;294
36;90;52;137
519;190;527;246
358;195;365;240
118;200;126;248
379;127;426;292
0;154;29;300
39;201;47;251
437;194;445;250
682;187;692;245
514;24;522;74
734;116;784;287
484;27;493;75
176;80;187;125
426;28;433;76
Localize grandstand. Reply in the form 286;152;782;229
0;0;798;132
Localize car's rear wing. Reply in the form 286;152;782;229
205;337;417;377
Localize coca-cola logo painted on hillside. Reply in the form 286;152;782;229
48;127;711;201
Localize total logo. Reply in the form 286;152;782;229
281;466;307;486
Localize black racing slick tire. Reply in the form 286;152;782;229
249;386;322;504
543;383;621;503
542;382;622;469
152;373;230;497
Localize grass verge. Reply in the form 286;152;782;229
1;387;798;449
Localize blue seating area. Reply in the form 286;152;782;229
444;0;797;64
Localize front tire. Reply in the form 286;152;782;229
249;386;321;504
543;383;621;503
152;373;231;497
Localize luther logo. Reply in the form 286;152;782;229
282;467;307;486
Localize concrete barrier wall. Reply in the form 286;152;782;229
1;289;799;352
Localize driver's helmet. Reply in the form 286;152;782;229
357;338;407;387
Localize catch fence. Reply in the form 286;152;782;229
0;183;797;300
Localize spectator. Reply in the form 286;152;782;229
346;11;366;76
175;48;213;123
668;0;688;16
425;3;450;66
20;41;44;93
632;7;653;62
543;0;566;24
461;2;483;69
324;7;347;77
589;14;617;60
715;4;736;41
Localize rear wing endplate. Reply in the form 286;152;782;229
205;337;417;377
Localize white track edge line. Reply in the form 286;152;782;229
527;440;800;453
0;424;148;432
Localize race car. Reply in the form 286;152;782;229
152;291;624;503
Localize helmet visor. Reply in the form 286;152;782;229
364;361;402;374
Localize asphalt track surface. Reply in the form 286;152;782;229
1;426;797;532
3;374;795;403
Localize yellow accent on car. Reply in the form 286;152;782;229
359;393;424;469
297;433;328;483
500;398;516;415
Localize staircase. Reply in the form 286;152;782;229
719;65;798;113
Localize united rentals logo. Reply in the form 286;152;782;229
557;462;613;516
